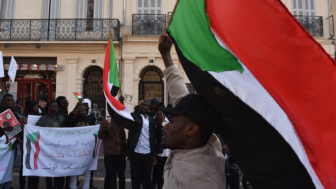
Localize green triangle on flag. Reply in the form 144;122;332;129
27;132;39;144
167;0;243;73
93;130;99;136
108;37;120;88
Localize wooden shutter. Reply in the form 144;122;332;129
41;0;50;19
75;0;86;18
138;0;161;14
292;0;315;16
48;0;61;40
50;0;61;19
94;0;103;31
5;0;15;19
137;0;142;14
0;0;7;19
94;0;103;19
75;0;86;31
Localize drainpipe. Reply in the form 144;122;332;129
328;0;334;38
120;0;126;26
119;37;123;91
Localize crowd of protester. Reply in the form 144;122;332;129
0;32;241;189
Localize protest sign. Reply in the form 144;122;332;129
0;52;4;78
23;125;101;177
0;136;15;184
0;109;21;141
27;115;42;126
8;56;17;82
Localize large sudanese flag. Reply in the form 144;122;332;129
167;0;336;189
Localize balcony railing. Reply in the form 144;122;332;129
132;14;166;36
0;19;120;41
295;16;323;37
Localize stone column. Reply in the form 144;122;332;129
65;56;78;110
123;57;135;110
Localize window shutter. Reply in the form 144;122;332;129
94;0;103;31
137;0;142;14
5;0;15;19
94;0;103;19
75;0;86;31
50;0;61;19
0;0;8;19
292;0;315;16
48;0;61;41
41;0;50;19
75;0;86;19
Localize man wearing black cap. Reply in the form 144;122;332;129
158;33;226;188
18;101;40;189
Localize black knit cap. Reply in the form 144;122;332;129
26;101;38;112
158;94;220;131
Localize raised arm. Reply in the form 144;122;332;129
159;33;189;106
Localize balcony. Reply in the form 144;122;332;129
132;14;166;36
295;16;323;37
0;19;120;41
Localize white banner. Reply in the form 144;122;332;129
0;52;4;78
23;125;101;177
0;136;15;184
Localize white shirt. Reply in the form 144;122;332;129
134;114;151;154
158;117;171;157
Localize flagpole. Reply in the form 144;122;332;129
109;32;124;104
167;0;180;29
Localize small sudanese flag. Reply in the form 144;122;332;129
25;132;41;170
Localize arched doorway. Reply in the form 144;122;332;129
83;66;106;124
139;66;164;103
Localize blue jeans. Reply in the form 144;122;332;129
0;181;11;189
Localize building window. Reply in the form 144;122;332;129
137;0;162;14
87;0;94;30
292;0;316;16
139;66;164;103
83;66;106;124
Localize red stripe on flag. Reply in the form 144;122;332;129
95;139;100;158
206;0;336;188
103;37;125;111
34;133;41;169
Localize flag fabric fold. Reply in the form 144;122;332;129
167;0;336;189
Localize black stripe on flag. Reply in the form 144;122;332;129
111;85;120;97
25;137;32;170
168;32;316;189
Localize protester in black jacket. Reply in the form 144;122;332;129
56;96;69;119
110;99;156;189
64;104;93;189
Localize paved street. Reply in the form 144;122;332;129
10;141;245;189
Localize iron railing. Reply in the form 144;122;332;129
0;19;120;41
295;16;323;37
132;14;166;36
